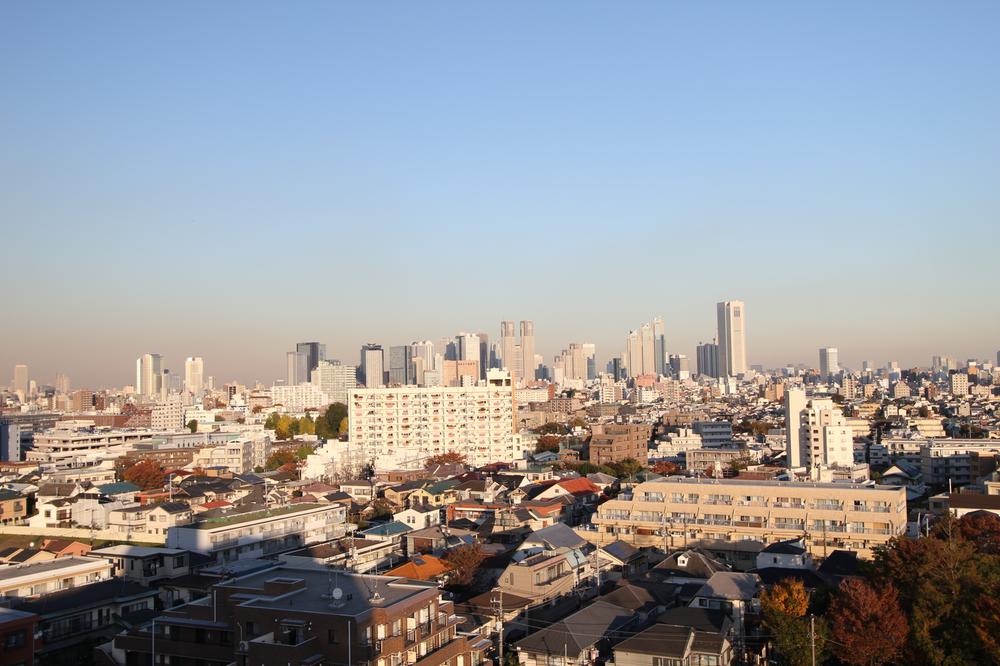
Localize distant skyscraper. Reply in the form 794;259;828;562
312;359;357;404
286;351;308;385
716;300;747;376
295;342;326;381
360;344;385;388
520;321;536;382
135;354;162;398
819;348;839;381
55;373;70;395
12;365;28;399
652;316;667;375
639;322;655;376
696;342;719;378
582;343;597;380
184;357;204;394
669;354;689;377
410;341;435;372
500;321;516;376
477;333;490;380
625;330;641;378
388;345;413;385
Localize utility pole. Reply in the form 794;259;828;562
811;615;816;666
491;589;504;666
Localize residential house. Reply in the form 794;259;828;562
689;573;760;637
613;620;733;666
394;505;441;530
0;489;28;525
514;600;639;666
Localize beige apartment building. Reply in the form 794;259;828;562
586;477;907;559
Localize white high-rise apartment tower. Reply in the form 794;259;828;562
520;320;535;382
819;348;839;381
135;354;163;398
184;357;204;394
639;322;655;376
786;386;853;468
360;344;385;388
716;300;747;376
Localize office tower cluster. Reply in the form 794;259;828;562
498;320;536;382
623;317;667;379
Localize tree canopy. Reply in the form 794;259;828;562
122;460;167;490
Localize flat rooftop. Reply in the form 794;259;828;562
191;503;327;529
217;563;438;617
0;556;107;582
647;476;901;492
92;545;186;558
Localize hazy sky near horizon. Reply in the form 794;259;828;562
2;2;999;388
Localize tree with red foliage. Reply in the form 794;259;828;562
442;542;485;588
828;579;908;666
122;460;167;490
425;451;467;467
536;435;561;453
652;461;680;476
958;511;1000;554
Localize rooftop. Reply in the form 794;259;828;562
214;563;437;617
0;556;108;583
192;503;327;529
92;545;186;558
646;476;900;492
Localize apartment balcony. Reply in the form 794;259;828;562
247;632;322;665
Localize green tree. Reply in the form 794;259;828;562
264;412;280;430
275;415;296;440
186;419;198;433
761;579;828;666
316;402;348;439
298;414;316;436
295;443;315;460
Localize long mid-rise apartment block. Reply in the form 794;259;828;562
348;369;524;470
587;477;907;559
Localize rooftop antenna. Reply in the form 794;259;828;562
322;566;344;608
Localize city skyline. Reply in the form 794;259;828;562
3;3;999;386
4;304;998;390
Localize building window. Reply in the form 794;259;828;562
5;630;25;648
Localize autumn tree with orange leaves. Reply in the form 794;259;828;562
425;451;467;467
122;460;167;490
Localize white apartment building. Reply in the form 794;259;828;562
166;502;350;563
786;388;854;468
587;477;907;559
270;383;329;411
515;387;550;405
651;429;703;461
311;360;358;405
190;438;269;474
151;398;185;430
0;557;113;599
26;429;158;468
348;369;524;470
950;373;969;396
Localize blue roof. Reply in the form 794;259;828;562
360;520;412;537
98;482;142;495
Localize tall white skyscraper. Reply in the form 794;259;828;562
360;344;385;388
520;320;535;382
136;354;163;398
582;343;597;380
716;300;747;376
500;321;516;377
12;365;28;398
639;322;655;376
456;332;480;363
819;348;839;381
55;373;70;395
652;316;667;375
410;340;435;372
286;351;308;385
625;330;641;379
184;357;204;394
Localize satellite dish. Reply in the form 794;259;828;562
332;587;343;600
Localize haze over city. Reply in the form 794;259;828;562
3;3;999;387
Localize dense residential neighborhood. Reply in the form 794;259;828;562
2;341;1000;665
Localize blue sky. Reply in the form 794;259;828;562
3;2;999;387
